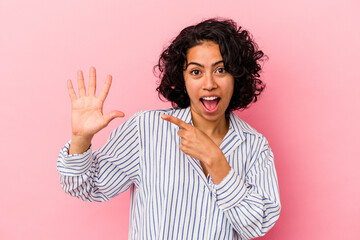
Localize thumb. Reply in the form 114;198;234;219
103;110;125;125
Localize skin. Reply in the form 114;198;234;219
67;67;124;154
68;41;232;184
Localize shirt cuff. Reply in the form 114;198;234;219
57;141;93;176
210;168;247;211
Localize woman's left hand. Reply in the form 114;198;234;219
161;114;231;183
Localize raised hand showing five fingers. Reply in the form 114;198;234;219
67;67;124;154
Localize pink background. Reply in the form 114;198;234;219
1;0;359;239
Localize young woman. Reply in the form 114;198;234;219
58;18;280;239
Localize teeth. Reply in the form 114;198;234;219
202;96;218;100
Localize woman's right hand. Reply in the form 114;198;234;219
67;67;124;154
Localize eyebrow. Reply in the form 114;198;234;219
186;60;224;69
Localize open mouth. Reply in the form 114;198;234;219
200;96;220;112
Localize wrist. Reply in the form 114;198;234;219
206;149;231;184
204;147;225;168
71;133;93;142
69;134;93;155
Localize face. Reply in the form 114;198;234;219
183;41;234;123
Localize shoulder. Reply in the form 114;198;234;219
135;107;190;122
134;108;177;120
126;108;187;128
229;114;272;164
229;112;266;141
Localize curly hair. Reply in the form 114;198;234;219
155;18;266;112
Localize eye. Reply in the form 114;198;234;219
216;67;226;74
190;69;201;75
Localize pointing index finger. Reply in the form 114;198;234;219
161;114;191;129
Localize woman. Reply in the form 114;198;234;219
58;18;281;239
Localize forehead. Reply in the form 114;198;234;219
186;41;223;63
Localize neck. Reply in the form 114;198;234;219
190;109;229;138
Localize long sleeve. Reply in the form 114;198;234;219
211;136;281;239
57;107;280;238
57;113;142;202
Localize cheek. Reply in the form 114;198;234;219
186;88;198;103
225;90;234;104
223;78;235;100
184;80;200;97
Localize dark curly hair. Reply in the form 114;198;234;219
155;18;266;112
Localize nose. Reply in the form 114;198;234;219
203;73;217;91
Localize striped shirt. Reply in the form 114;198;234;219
57;107;280;239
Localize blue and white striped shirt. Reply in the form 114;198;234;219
57;107;280;239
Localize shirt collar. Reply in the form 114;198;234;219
170;107;247;145
219;112;246;157
228;112;246;143
170;107;255;159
